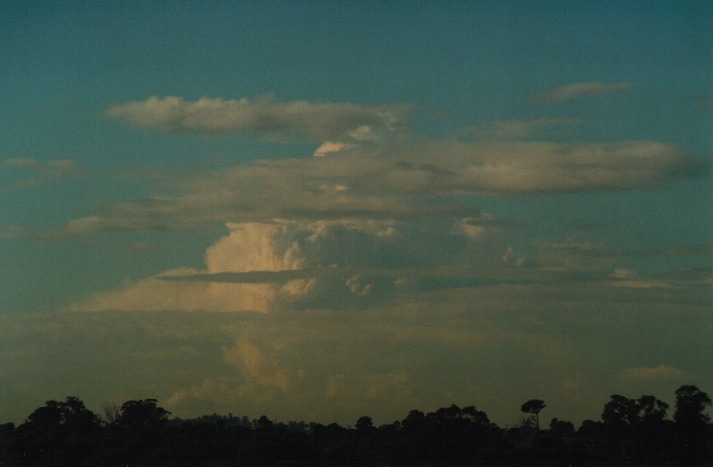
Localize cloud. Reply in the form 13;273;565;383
611;267;637;279
9;138;703;240
658;243;713;256
1;157;80;192
2;158;77;172
621;364;687;381
105;95;410;142
121;241;160;252
67;221;315;313
536;239;618;273
67;216;513;313
4;268;712;426
534;82;635;101
75;212;713;316
224;339;290;392
459;117;583;140
326;372;411;403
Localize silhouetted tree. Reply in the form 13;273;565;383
109;398;171;463
4;386;710;464
635;396;675;462
14;396;102;465
521;399;546;432
117;398;170;429
637;395;668;423
0;423;15;465
549;418;575;435
255;414;274;432
674;384;711;427
356;415;374;432
673;384;712;461
101;400;121;425
602;394;640;430
400;409;426;430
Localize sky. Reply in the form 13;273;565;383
1;1;711;427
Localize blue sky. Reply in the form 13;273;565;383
1;1;711;426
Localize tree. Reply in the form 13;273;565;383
15;396;101;464
461;405;490;426
673;384;711;427
111;398;171;462
101;401;121;425
356;416;374;432
672;385;712;461
116;398;170;430
637;395;668;424
549;418;575;436
521;399;546;432
601;394;640;429
401;409;425;430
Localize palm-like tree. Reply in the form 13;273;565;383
520;399;547;432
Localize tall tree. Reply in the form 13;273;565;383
520;399;546;432
673;385;711;427
672;385;712;461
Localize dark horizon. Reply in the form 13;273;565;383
2;384;711;465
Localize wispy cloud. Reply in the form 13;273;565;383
105;95;410;143
1;157;80;192
535;239;618;272
534;82;636;102
621;364;686;381
2;158;77;172
658;243;713;256
458;117;583;140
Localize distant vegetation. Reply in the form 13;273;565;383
1;385;711;465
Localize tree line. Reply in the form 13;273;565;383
0;384;710;465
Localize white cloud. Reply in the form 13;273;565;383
105;95;410;142
534;82;636;101
314;141;352;157
67;219;412;312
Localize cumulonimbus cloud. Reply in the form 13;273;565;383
534;82;635;101
66;216;512;313
105;95;410;142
